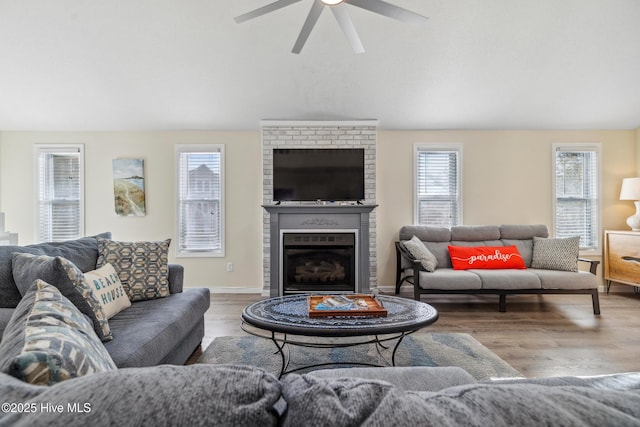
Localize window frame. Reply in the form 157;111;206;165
552;143;602;255
33;144;85;243
175;144;225;258
413;143;463;227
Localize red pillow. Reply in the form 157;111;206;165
448;245;526;270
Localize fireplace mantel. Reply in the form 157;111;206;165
263;204;377;297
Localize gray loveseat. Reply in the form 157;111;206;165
396;224;600;314
1;364;639;426
0;234;210;367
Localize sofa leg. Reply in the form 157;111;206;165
499;294;507;312
592;289;601;315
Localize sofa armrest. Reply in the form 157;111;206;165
395;242;418;294
578;258;600;275
168;264;184;294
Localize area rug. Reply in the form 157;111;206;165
197;332;521;381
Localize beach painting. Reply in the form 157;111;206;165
112;158;146;216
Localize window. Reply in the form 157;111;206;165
415;145;462;227
35;145;84;242
176;145;224;257
553;144;600;252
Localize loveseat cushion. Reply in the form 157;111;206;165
103;288;210;367
0;232;111;308
0;365;281;426
417;268;482;290
451;225;501;241
473;269;542;290
530;269;598;290
281;374;640;427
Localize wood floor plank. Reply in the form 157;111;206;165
200;291;640;378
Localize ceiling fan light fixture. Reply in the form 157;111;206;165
321;0;344;5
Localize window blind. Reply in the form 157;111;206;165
36;146;83;242
554;147;599;250
176;147;224;255
416;148;460;227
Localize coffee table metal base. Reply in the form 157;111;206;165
241;322;416;377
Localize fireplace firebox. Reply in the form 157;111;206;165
282;232;356;294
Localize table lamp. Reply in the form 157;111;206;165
619;177;640;231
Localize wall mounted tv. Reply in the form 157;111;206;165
273;148;365;202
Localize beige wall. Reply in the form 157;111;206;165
376;130;637;286
0;129;637;292
0;131;264;292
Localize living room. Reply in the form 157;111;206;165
1;1;639;425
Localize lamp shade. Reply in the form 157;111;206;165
619;177;640;200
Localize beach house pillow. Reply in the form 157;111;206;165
402;236;438;272
11;253;113;342
82;263;131;318
449;246;526;270
96;238;171;302
531;236;580;272
0;280;117;386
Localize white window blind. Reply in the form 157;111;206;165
415;146;461;227
36;145;84;242
554;145;600;251
176;145;224;257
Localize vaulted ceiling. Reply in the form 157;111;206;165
0;0;639;131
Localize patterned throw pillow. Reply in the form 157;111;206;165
82;263;131;318
531;236;580;272
96;238;171;302
12;253;113;342
402;235;438;272
0;280;116;386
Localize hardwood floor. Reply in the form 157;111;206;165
200;290;640;378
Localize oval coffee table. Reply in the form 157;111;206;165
241;294;439;377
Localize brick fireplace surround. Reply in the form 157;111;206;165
262;120;377;297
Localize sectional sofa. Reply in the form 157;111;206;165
1;364;639;426
0;233;210;368
396;224;601;314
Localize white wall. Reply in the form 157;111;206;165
0;129;637;292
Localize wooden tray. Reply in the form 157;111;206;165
307;294;387;317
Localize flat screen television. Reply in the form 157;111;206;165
273;148;365;202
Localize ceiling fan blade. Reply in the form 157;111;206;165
292;0;325;54
331;4;365;53
235;0;304;24
346;0;427;24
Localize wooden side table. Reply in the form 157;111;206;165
604;230;640;293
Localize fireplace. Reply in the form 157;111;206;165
282;232;356;294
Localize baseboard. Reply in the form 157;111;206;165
204;287;263;294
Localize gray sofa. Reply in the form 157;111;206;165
0;234;210;367
396;224;601;314
1;364;639;426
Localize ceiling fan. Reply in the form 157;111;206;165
235;0;427;54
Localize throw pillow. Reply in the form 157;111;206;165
11;253;113;342
402;236;438;272
96;238;171;302
531;236;580;272
0;280;116;386
449;246;526;270
83;263;131;318
0;232;111;309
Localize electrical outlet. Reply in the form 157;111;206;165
226;262;234;272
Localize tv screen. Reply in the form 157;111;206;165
273;148;365;202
